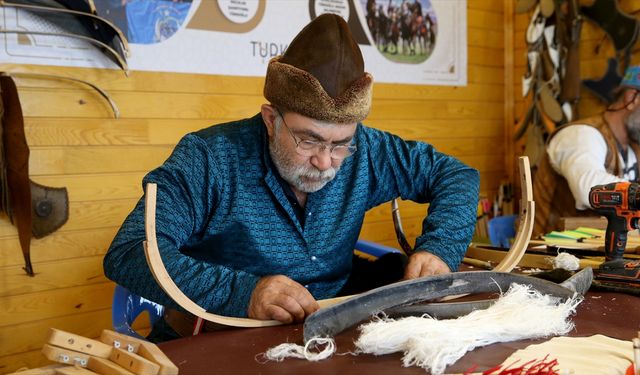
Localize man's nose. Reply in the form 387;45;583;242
310;147;333;171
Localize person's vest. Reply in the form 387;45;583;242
532;114;640;236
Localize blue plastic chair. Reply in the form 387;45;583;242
112;285;164;339
487;215;517;248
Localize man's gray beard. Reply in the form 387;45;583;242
626;110;640;143
269;137;338;193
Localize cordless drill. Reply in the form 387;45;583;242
589;182;640;280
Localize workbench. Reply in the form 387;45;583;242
158;290;639;374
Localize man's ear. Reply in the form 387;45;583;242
261;104;277;137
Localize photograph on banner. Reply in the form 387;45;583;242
94;0;194;44
0;0;466;86
361;0;437;64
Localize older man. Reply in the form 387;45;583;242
103;14;479;341
534;65;640;235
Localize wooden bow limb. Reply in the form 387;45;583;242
87;0;96;14
0;0;130;57
143;182;351;328
391;156;534;274
4;72;119;118
0;29;129;74
492;156;534;272
391;198;413;256
435;157;533;303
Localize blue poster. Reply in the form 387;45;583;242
126;0;192;44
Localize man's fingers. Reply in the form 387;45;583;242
248;274;319;323
418;266;437;277
404;261;422;279
285;284;320;316
280;285;319;320
265;304;294;324
274;294;306;322
404;252;452;279
298;294;320;316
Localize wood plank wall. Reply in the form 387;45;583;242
0;1;506;372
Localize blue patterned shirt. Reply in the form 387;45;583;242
103;114;480;317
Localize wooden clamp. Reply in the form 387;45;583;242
46;329;112;359
86;357;135;375
101;330;178;375
110;349;160;375
42;344;91;367
42;328;177;375
55;367;99;375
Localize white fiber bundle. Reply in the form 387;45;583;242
552;252;581;271
262;337;335;362
354;283;582;375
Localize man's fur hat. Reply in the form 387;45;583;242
264;14;373;124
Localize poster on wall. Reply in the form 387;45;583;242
0;0;467;86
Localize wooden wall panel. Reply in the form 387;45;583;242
0;2;507;372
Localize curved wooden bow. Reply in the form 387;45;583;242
143;183;349;328
4;72;120;118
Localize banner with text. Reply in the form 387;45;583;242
0;0;467;85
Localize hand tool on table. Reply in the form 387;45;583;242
588;181;640;289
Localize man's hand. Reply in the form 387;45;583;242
248;275;320;323
404;251;451;279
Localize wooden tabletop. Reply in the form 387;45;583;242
159;290;639;374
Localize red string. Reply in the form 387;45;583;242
465;354;560;375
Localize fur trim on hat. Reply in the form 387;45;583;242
264;56;373;124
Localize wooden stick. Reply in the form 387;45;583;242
466;246;603;269
462;257;493;270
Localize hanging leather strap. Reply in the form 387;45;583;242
0;75;34;276
0;88;9;218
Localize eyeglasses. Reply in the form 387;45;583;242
276;111;357;160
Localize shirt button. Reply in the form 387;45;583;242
304;284;309;288
307;212;312;216
311;255;317;261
